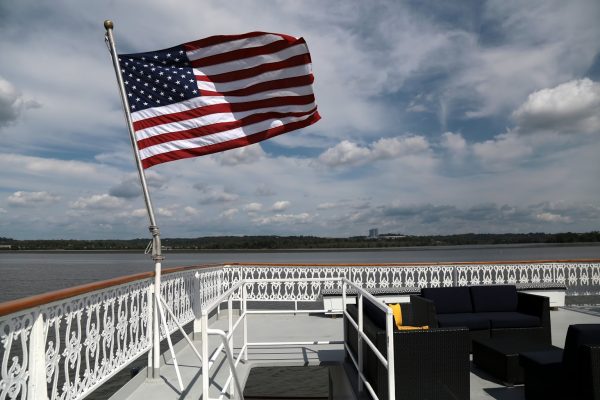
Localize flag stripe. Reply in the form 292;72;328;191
190;37;303;68
185;33;284;60
199;74;314;97
137;107;318;150
135;103;317;141
140;112;318;159
195;53;311;83
140;111;320;168
191;43;308;76
131;86;315;124
184;31;294;52
195;62;310;92
132;94;316;131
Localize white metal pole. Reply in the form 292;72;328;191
386;310;396;400
228;296;234;396
104;20;164;379
357;293;364;393
202;311;210;396
243;283;248;361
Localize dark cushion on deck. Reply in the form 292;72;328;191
362;297;388;330
519;348;564;369
436;313;490;330
479;312;541;329
470;285;518;312
421;286;473;314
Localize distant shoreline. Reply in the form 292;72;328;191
2;242;599;254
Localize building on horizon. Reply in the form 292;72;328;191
368;228;379;239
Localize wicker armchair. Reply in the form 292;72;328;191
519;324;600;400
345;300;469;400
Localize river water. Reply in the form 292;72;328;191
1;243;599;302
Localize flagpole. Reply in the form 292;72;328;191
104;20;163;379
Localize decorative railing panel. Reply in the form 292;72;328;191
224;262;600;298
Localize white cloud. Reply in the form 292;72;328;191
472;132;534;167
441;132;467;155
70;194;125;210
253;213;313;225
271;201;291;211
0;207;6;213
514;78;600;134
7;191;60;206
0;77;39;128
220;208;239;219
158;208;174;217
536;212;572;223
184;206;199;216
319;135;431;167
243;202;263;212
217;144;266;166
318;140;371;167
131;208;147;218
193;184;239;203
317;202;338;210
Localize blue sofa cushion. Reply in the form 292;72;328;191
470;285;518;312
362;297;388;330
421;287;473;314
519;348;563;369
478;312;541;329
436;313;489;330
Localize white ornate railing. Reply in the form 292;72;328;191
1;260;599;400
0;266;224;400
224;262;600;298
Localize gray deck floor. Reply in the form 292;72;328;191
112;308;600;400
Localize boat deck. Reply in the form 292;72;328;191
110;307;600;400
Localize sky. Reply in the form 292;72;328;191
1;0;599;240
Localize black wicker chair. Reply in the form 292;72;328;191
519;324;600;400
345;299;470;400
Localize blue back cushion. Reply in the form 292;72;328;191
470;285;518;312
563;324;600;375
362;296;387;330
421;287;473;314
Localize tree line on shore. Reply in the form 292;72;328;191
1;231;599;251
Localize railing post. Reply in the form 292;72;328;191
152;274;161;379
243;283;248;361
201;310;209;397
228;295;234;396
357;292;363;393
147;284;155;378
193;271;202;340
386;309;396;400
27;308;48;400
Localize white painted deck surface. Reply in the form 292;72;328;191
112;308;600;400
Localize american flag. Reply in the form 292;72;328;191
118;31;320;168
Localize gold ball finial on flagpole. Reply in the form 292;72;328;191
104;20;114;30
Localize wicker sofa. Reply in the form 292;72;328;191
345;299;470;400
411;285;551;350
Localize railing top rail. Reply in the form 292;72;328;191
227;259;600;267
201;280;245;316
0;264;221;317
342;278;391;314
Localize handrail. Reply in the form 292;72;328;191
229;258;600;267
0;264;221;317
342;278;395;400
206;329;245;400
